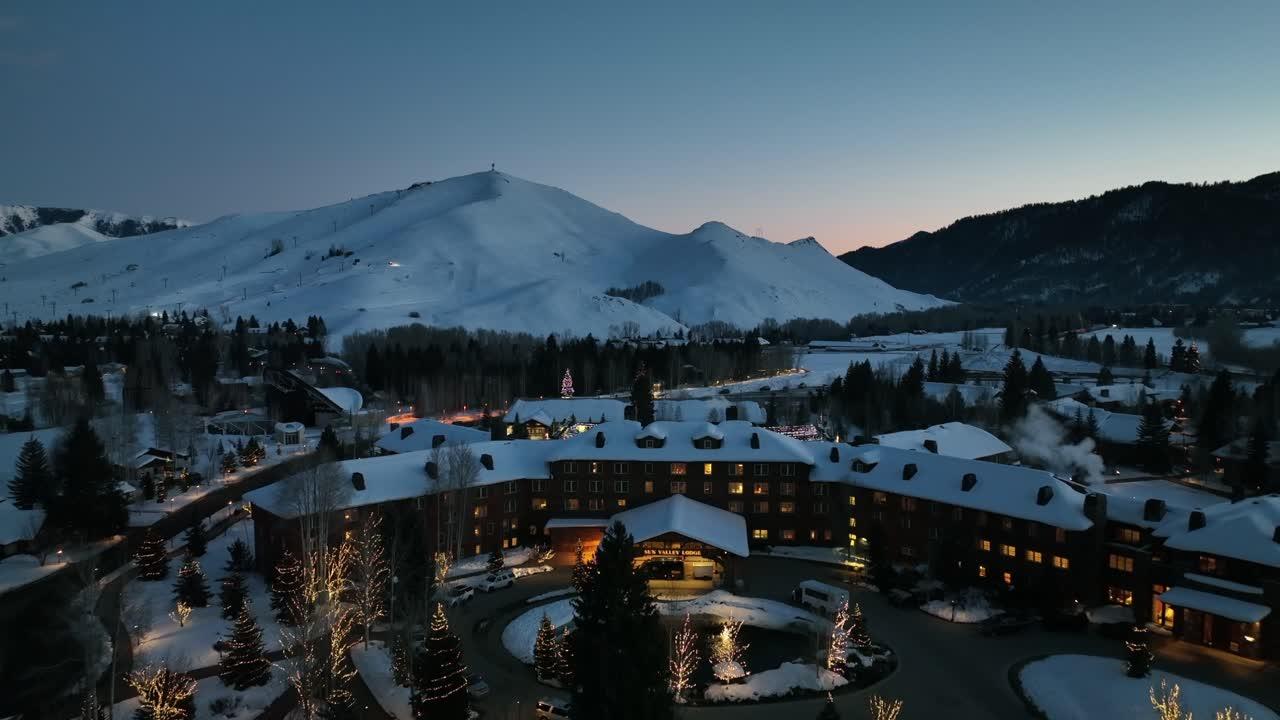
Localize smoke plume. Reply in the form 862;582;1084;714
1010;405;1105;484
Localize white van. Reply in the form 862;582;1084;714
793;580;850;616
476;567;515;592
535;696;572;719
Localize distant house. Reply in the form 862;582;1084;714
132;447;191;485
1212;438;1280;492
1045;398;1183;467
374;418;490;454
275;421;305;445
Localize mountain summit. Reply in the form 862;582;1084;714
0;171;945;339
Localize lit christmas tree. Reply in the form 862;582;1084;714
560;369;575;398
411;604;469;719
534;612;559;682
486;548;504;574
221;450;238;475
173;556;211;608
219;606;272;690
271;549;305;625
669;613;699;701
816;693;841;720
127;665;196;720
868;695;904;720
220;571;249;620
391;632;411;686
709;618;748;682
848;602;871;650
827;599;850;676
554;627;575;689
1126;625;1154;678
1150;679;1187;720
134;529;170;581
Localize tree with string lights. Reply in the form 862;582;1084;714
486;548;504;574
220;606;272;690
709;618;748;682
173;556;211;608
816;693;841;720
669;613;699;702
135;529;169;581
1126;625;1154;678
127;665;197;720
555;627;575;689
220;571;249;620
534;612;559;683
271;549;305;625
411;604;469;719
561;369;575;398
391;632;411;686
352;512;390;649
868;695;904;720
848;602;871;650
826;599;850;676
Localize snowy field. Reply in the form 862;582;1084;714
351;641;412;720
703;661;847;703
0;535;123;595
1019;655;1276;720
128;519;283;672
109;665;291;720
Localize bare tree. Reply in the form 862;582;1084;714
352;512;389;649
440;444;479;560
279;459;353;575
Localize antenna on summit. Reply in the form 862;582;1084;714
490;163;495;172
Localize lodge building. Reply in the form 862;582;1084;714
245;419;1280;662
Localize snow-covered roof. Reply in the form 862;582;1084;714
1085;383;1178;405
275;422;305;434
873;422;1012;460
0;498;43;546
317;386;363;414
246;440;554;518
551;421;814;464
1154;495;1280;568
655;398;766;425
1158;586;1271;623
528;410;554;427
374;418;490;454
1183;572;1264;596
504;398;626;425
821;445;1093;531
1097;479;1228;529
1044;398;1151;445
543;518;610;530
1212;438;1280;465
610;494;749;557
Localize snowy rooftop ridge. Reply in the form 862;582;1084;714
373;418;490;454
873;421;1012;460
552;420;813;463
1154;494;1280;568
611;494;749;557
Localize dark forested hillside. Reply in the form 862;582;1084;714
0;204;187;237
841;172;1280;305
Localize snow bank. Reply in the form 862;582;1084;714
502;598;577;664
704;662;846;703
110;665;290;720
448;545;532;578
921;590;1002;624
0;553;64;594
526;587;576;604
1085;605;1135;625
1020;655;1276;720
754;545;859;568
513;564;552;578
351;641;412;720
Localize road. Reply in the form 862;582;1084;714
442;555;1280;720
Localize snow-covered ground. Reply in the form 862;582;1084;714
1019;655;1276;720
703;661;847;703
1084;605;1135;625
128;519;282;672
0;172;946;343
0;535;123;595
526;587;576;604
447;545;533;578
1082;327;1209;361
503;590;827;664
921;589;1002;624
109;665;291;720
754;545;860;568
512;564;553;579
351;641;412;720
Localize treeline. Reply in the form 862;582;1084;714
827;354;969;438
342;324;795;416
604;280;665;304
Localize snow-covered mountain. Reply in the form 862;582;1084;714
0;205;190;263
0;172;946;339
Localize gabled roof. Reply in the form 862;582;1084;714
610;494;749;557
1044;398;1156;445
1153;495;1280;568
550;420;813;464
873;422;1012;460
820;445;1092;531
1097;479;1227;529
504;398;627;425
374;418;490;454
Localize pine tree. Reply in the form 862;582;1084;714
534;612;558;682
631;364;655;426
1144;339;1159;369
184;520;207;558
816;694;841;720
848;602;871;650
1170;338;1187;372
1097;366;1114;386
225;538;254;573
52;417;127;537
1027;356;1055;400
570;520;671;719
1136;403;1172;473
271;549;305;625
999;349;1029;423
1102;335;1117;367
555;627;575;689
220;571;249;620
1244;417;1272;493
219;607;272;690
1184;342;1201;373
221;451;238;475
0;368;14;393
486;548;504;574
1086;409;1101;440
9;435;51;509
135;529;170;581
174;556;211;608
319;425;342;459
390;632;411;686
926;350;939;381
410;604;469;719
1126;625;1154;678
1197;370;1235;451
561;368;575;398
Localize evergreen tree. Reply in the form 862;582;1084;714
570;520;670;720
221;451;238;475
999;349;1029;423
225;538;254;573
1143;338;1158;369
486;548;504;574
1184;342;1201;373
1085;336;1102;364
630;364;655;426
1244;417;1272;493
1070;407;1087;443
1125;625;1154;678
1196;370;1235;451
81;367;105;407
271;550;305;626
1085;409;1101;440
848;602;871;650
1;368;14;393
816;694;841;720
174;556;211;608
555;627;575;688
534;612;558;682
319;425;342;459
184;520;207;558
410;604;469;719
219;607;272;690
1135;403;1172;473
390;631;411;686
926;350;939;381
52;417;127;537
220;571;249;620
135;529;170;581
1170;338;1187;372
1027;356;1055;400
1102;335;1117;366
9;436;52;509
1097;366;1114;386
1119;335;1138;367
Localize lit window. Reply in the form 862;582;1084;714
752;529;769;540
644;480;654;494
979;539;992;552
781;529;796;540
1002;572;1013;585
531;497;547;510
780;501;795;514
703;481;713;495
1198;555;1218;573
874;492;888;505
848;496;857;507
753;482;769;495
703;463;713;476
1052;555;1070;570
1025;550;1043;564
1118;528;1141;544
616;498;627;508
1108;554;1135;573
978;565;987;578
1106;586;1134;606
728;482;744;495
473;506;488;518
670;463;687;476
590;462;600;475
1001;544;1016;558
848;516;856;527
564;498;580;511
671;481;688;495
730;463;744;476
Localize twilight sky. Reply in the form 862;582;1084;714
2;2;1278;254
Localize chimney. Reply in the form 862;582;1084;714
1083;492;1107;523
425;461;438;479
922;439;938;454
480;453;494;471
725;406;739;422
595;432;606;449
1036;485;1054;506
1273;526;1280;544
432;434;446;448
750;432;760;449
351;472;365;491
902;463;918;481
1188;510;1206;531
961;473;977;491
1143;498;1167;522
399;425;413;440
829;446;840;463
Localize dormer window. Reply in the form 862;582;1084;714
852;460;877;473
701;439;714;449
645;438;657;449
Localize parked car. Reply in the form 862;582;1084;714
536;696;573;719
466;674;490;699
793;580;850;616
476;568;515;592
643;559;684;580
977;613;1036;636
444;584;474;607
